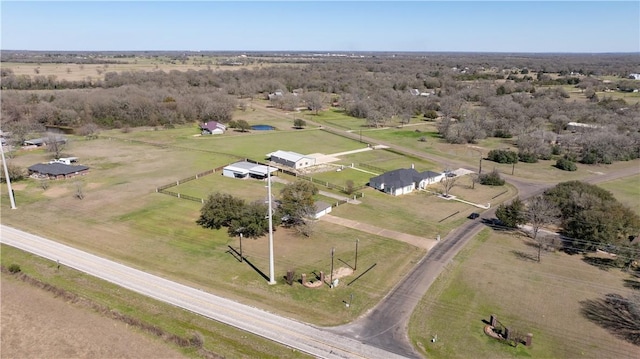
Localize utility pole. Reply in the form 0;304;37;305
1;141;17;209
354;239;359;271
239;232;243;263
330;247;335;287
267;166;276;285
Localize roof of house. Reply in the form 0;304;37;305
28;163;89;176
370;168;422;189
370;168;443;189
314;201;332;213
422;170;443;178
200;121;226;131
224;161;278;176
268;150;311;163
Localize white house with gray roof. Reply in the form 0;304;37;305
369;168;444;196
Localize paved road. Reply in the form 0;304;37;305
252;103;640;357
327;163;639;358
0;224;407;359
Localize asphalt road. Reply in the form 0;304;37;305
3;108;638;358
326;145;639;357
0;224;407;359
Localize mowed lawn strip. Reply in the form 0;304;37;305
0;245;311;359
409;229;639;359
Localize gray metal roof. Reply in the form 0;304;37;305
28;163;89;176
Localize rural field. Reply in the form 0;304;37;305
1;126;430;326
1;54;277;82
409;229;639;359
3;96;640;357
1;245;310;359
2;51;639;359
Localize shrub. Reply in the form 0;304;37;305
518;152;538;163
424;110;438;120
479;169;505;186
8;263;21;273
487;149;518;164
0;163;25;182
555;158;577;171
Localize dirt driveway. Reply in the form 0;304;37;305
1;277;186;359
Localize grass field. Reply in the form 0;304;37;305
3;99;639;357
102;125;363;161
1;245;311;359
1;134;426;326
409;229;639;359
597;174;640;215
1;56;277;83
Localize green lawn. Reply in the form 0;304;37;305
409;229;639;359
597;174;640;215
1;135;424;326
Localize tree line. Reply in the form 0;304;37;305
2;53;639;164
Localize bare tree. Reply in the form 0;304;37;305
526;195;560;262
74;180;85;200
45;133;66;159
304;91;325;115
440;175;458;197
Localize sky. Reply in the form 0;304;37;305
1;1;639;53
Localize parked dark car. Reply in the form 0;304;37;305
468;212;480;219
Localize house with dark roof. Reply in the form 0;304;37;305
28;163;89;180
369;168;444;196
199;121;226;135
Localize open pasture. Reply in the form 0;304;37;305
410;229;639;359
104;125;364;161
335;148;439;173
597;174;640;215
1;55;274;82
1;134;424;326
310;108;368;130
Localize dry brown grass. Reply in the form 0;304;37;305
2;59;276;82
411;229;639;358
1;275;187;359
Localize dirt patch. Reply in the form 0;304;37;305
42;185;69;198
333;266;354;279
1;277;186;359
9;183;27;190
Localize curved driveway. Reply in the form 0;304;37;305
4;106;639;358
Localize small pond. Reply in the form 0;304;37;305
251;124;275;131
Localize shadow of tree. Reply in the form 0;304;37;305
511;250;537;262
580;294;640;346
582;257;615;271
623;279;640;291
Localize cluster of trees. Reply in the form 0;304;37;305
196;180;319;238
2;52;639;165
496;181;640;267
